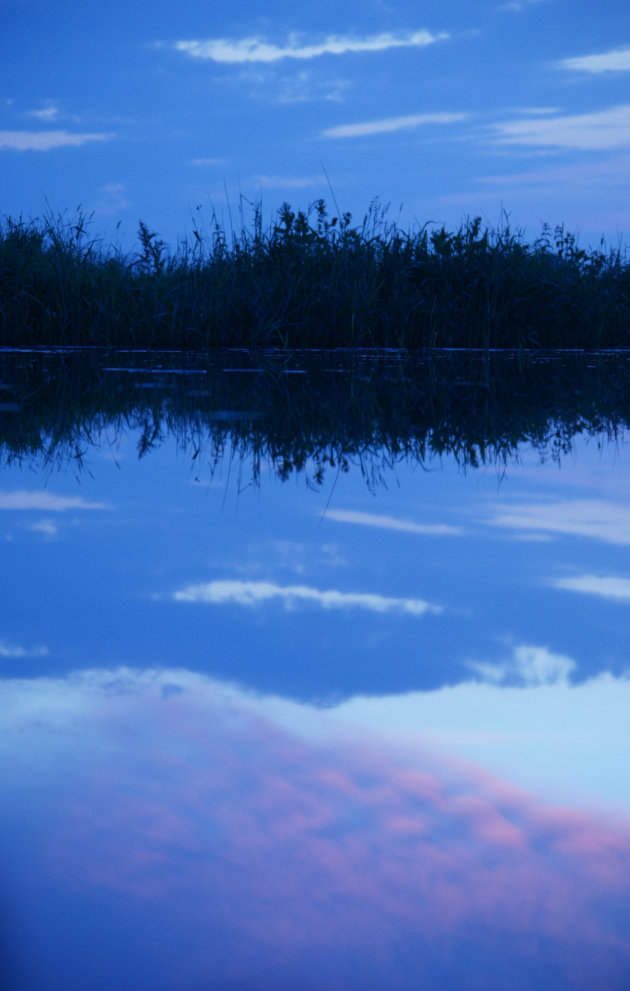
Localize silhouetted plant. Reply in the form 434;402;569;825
1;201;628;349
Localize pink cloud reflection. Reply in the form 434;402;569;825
7;672;630;990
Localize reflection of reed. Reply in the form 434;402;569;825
1;349;629;482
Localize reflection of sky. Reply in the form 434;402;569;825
1;667;630;991
1;427;630;988
2;427;630;699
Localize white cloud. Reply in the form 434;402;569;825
476;152;630;189
323;112;467;139
491;499;630;545
4;664;630;813
492;105;630;150
514;106;560;116
0;130;111;151
253;174;322;189
325;509;462;536
551;574;630;603
499;0;548;10
28;520;58;538
0;639;48;659
468;645;576;687
173;579;440;617
327;670;630;811
0;490;109;511
95;182;130;215
28;105;60;121
274;71;350;104
95;182;131;216
173;30;447;64
191;157;227;167
559;46;630;74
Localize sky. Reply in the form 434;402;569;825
2;0;630;254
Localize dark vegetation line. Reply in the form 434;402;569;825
1;199;630;349
2;349;629;483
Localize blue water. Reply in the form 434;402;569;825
1;423;629;990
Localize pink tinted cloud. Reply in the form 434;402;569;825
12;675;630;990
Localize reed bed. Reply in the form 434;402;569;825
1;200;629;348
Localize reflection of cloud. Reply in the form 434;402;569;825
558;46;630;73
326;509;462;536
172;30;447;64
0;129;112;151
173;579;440;616
492;105;630;150
317;673;630;817
323;112;466;139
491;499;630;544
468;645;576;686
3;667;629;991
551;574;630;603
0;490;109;511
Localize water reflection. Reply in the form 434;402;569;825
2;347;630;483
1;350;630;989
2;668;630;991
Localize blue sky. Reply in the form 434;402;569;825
2;0;630;252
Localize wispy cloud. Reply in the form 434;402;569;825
323;112;467;139
172;30;447;64
274;71;350;104
492;105;630;150
173;579;440;616
190;157;228;167
0;490;109;511
325;509;462;536
551;574;630;603
253;173;322;189
0;639;48;659
95;182;130;215
558;45;630;74
468;645;576;687
28;520;58;539
0;130;112;152
28;105;60;121
476;153;630;189
513;106;560;116
491;499;630;544
499;0;550;11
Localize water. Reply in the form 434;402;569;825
1;353;629;990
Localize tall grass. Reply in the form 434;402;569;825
1;200;629;348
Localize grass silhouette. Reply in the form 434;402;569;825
1;199;629;349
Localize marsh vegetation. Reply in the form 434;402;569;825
2;200;629;349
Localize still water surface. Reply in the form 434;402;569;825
1;392;629;989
